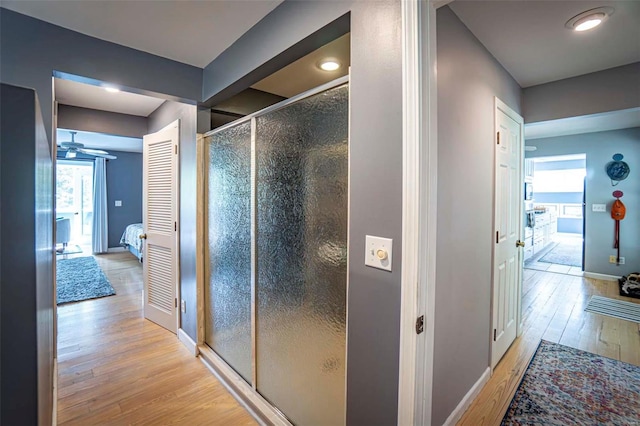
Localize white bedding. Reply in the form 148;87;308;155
120;223;144;254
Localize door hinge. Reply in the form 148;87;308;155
175;298;178;308
416;315;424;334
493;329;497;341
496;131;500;145
175;145;178;154
174;222;177;231
496;231;499;244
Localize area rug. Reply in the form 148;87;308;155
57;256;115;304
538;238;582;267
502;340;640;425
585;295;640;324
55;244;82;255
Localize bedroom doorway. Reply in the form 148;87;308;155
56;160;94;253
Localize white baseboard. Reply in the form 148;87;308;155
178;328;199;356
107;247;126;253
443;367;491;426
583;272;621;282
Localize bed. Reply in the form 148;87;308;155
120;223;144;262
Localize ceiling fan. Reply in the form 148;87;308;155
57;131;117;159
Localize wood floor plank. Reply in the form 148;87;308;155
458;271;640;426
57;252;256;425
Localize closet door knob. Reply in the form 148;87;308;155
139;234;147;240
516;240;525;248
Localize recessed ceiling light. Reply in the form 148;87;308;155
565;7;614;32
104;87;120;93
318;60;341;71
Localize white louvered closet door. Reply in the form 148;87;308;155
143;119;179;333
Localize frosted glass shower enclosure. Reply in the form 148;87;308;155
204;78;349;425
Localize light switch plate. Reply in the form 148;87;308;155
365;235;393;272
115;200;122;207
592;204;606;212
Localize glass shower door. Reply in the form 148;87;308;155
205;121;253;383
204;81;349;425
255;84;349;425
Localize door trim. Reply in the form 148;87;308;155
491;97;525;369
398;0;438;424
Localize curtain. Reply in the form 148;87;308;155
92;158;109;253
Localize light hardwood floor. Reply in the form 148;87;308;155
458;269;640;426
56;251;256;425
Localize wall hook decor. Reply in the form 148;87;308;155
611;190;626;265
606;153;630;186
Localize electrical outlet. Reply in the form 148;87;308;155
180;300;186;313
609;255;626;264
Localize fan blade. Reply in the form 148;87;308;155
79;148;109;156
77;148;117;160
57;145;69;151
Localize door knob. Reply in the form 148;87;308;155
139;234;147;240
516;240;525;248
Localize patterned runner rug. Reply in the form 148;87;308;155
502;340;640;425
538;238;582;267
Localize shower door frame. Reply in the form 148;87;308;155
196;75;350;426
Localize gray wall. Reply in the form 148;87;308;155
58;105;148;138
106;151;143;248
1;84;54;426
523;63;640;123
54;151;143;248
203;2;403;424
148;101;198;340
526;128;640;276
434;6;522;425
0;7;201;144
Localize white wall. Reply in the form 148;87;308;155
433;6;522;425
526;128;640;276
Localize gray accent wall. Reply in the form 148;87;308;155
523;63;640;124
526;128;640;276
0;7;201;144
148;101;198;340
54;151;143;248
434;6;522;425
203;2;403;424
106;151;143;248
58;105;148;138
1;84;54;426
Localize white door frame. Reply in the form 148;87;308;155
397;0;438;424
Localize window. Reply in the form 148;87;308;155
533;168;586;193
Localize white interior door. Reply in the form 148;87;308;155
492;98;523;368
143;119;179;333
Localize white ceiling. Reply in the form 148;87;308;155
449;1;640;87
524;108;640;140
1;0;282;68
57;129;142;153
55;78;165;117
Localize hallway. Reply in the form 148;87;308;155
458;269;640;425
56;252;255;425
